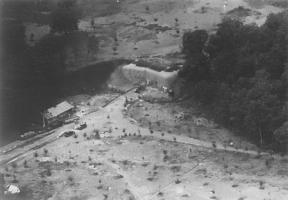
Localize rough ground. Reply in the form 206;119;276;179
24;0;285;71
2;0;288;199
1;87;288;200
76;0;284;70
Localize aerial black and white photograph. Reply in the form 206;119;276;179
0;0;288;199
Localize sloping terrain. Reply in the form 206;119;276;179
74;0;284;70
1;88;288;200
1;1;288;199
19;0;285;71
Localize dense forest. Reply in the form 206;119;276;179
180;11;288;151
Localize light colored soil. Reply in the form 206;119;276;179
3;1;288;199
1;88;288;200
127;95;259;152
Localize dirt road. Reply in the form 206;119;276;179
1;89;288;200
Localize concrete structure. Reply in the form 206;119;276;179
122;63;178;89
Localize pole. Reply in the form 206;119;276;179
42;112;45;128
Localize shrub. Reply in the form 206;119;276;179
24;160;28;168
175;179;181;184
46;168;52;176
11;162;17;169
145;6;150;12
43;148;48;155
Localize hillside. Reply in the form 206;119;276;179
1;0;288;200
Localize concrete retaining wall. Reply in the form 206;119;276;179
122;63;178;89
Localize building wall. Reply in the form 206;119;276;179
45;109;74;126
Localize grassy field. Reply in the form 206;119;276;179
3;0;285;70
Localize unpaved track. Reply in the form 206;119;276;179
1;88;287;200
105;159;144;200
0;88;136;166
103;90;270;157
0;88;275;167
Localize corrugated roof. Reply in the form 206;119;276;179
44;101;74;119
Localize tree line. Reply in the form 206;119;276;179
180;11;288;151
1;0;90;134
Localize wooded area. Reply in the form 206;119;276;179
180;11;288;151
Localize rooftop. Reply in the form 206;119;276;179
44;101;74;119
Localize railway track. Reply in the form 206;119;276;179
0;87;136;166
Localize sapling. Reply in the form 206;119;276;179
259;181;265;190
175;179;181;184
212;142;216;148
11;162;17;169
24;160;28;168
46;168;52;176
12;175;18;183
145;6;150;12
43;148;48;155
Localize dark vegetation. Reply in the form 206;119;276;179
180;12;288;151
0;0;110;145
1;0;81;87
50;0;81;33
